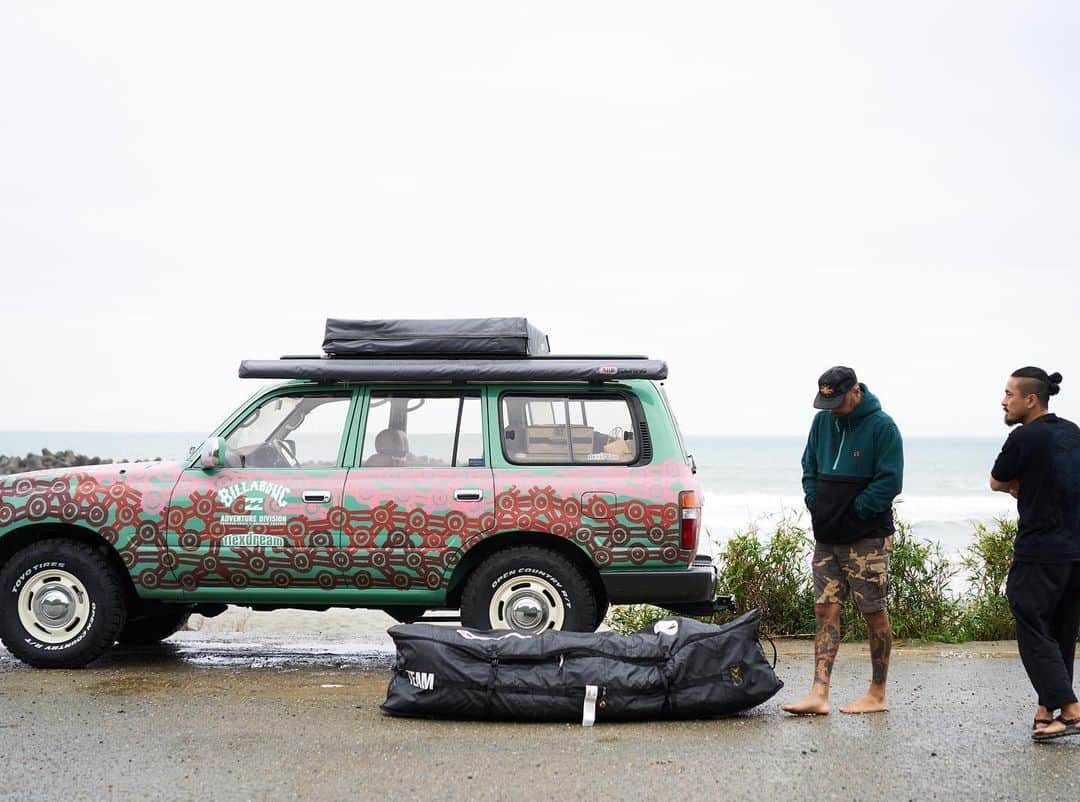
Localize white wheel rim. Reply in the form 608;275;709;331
488;575;565;633
17;569;91;645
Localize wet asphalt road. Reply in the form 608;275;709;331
1;632;1077;802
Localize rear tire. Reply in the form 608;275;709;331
460;547;598;633
0;539;127;668
117;605;191;644
593;600;611;630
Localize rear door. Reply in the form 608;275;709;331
164;388;355;593
493;389;680;568
340;388;495;595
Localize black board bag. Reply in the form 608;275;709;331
381;610;782;723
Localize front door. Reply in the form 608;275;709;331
341;389;495;595
164;389;355;594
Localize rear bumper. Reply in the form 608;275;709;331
599;555;717;605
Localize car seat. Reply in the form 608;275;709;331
364;429;409;467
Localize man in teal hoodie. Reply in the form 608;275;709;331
782;366;904;716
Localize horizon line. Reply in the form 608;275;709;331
0;429;1008;440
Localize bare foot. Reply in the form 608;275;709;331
781;695;831;716
839;693;888;714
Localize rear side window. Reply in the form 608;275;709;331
658;384;692;466
500;395;638;465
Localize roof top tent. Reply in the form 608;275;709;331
239;317;667;383
322;317;551;358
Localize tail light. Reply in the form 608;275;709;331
678;490;700;551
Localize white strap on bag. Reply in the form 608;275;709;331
582;685;599;727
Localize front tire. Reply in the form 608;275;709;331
0;539;127;668
460;547;598;633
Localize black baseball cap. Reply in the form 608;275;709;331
813;366;857;410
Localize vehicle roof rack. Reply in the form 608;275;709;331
241;317;666;382
238;356;667;383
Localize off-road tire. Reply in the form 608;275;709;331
460;547;598;633
117;605;191;645
0;539;127;668
593;600;611;631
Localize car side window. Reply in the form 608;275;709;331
224;393;351;469
361;392;484;468
501;395;638;465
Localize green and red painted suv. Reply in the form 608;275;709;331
0;318;722;668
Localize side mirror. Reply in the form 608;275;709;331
200;436;227;470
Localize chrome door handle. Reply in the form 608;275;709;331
454;488;484;502
302;491;332;503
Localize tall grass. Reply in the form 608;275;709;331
714;512;816;636
958;518;1017;640
607;512;1022;643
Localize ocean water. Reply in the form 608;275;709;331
0;431;1014;557
686;435;1014;557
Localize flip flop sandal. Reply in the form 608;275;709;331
1032;717;1054;731
1033;716;1080;741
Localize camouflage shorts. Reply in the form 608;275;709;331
812;536;893;613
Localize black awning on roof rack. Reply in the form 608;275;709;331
238;357;667;383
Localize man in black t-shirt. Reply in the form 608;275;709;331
990;366;1080;741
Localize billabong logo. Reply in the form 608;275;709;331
217;481;289;508
217;481;291;526
406;670;435;690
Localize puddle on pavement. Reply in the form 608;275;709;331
164;636;395;669
0;633;397;673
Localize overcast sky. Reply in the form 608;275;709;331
1;2;1077;437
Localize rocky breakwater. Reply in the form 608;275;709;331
0;449;160;476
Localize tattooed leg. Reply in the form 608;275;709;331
868;610;892;687
840;609;892;714
782;603;841;716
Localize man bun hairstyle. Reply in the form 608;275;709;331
1011;366;1062;407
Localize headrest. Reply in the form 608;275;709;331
374;429;408;457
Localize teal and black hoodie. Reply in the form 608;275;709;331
801;384;903;544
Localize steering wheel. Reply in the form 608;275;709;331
269;439;300;468
247;441;296;469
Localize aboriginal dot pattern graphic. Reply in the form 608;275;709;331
0;463;177;588
0;460;699;595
